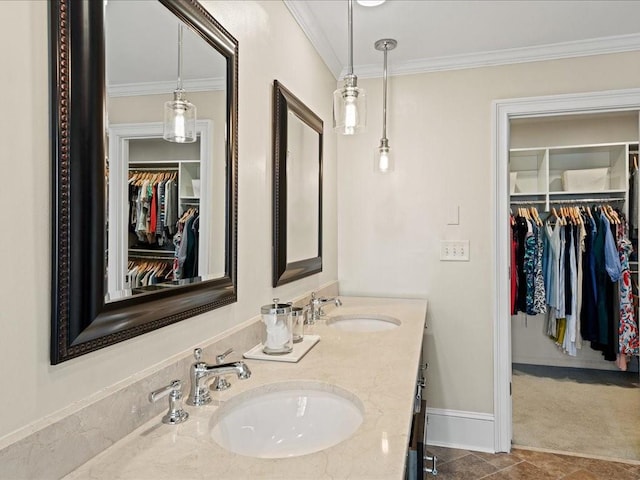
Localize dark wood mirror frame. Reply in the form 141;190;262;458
272;80;323;287
50;0;238;364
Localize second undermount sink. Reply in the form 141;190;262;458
209;381;364;458
326;314;401;332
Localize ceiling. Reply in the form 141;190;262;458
284;0;640;79
106;0;225;96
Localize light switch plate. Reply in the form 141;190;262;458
440;240;470;261
447;205;460;225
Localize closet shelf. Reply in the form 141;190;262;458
510;142;632;214
510;192;546;197
548;190;626;199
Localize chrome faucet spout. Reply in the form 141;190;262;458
307;292;342;323
187;349;252;406
202;361;252;380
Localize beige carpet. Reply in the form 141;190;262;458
512;368;640;462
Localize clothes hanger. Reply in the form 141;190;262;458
531;206;542;226
600;204;613;224
575;206;583;225
608;205;621;224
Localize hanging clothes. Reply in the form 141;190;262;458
616;222;639;370
533;222;547;315
128;170;178;251
511;209;546;317
173;208;200;280
511;204;638;365
511;215;518;315
126;259;173;289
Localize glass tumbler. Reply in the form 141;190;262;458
291;306;306;343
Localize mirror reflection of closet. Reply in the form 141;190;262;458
107;121;227;301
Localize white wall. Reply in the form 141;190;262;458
338;51;640;415
0;0;337;441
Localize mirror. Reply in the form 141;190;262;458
50;0;238;364
272;80;323;287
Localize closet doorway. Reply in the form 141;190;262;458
493;89;640;462
509;113;640;461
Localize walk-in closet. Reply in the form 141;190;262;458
508;112;640;462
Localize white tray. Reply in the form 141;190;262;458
243;335;320;363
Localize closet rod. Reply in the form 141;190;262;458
129;248;174;258
129;167;179;172
510;197;625;206
129;254;174;261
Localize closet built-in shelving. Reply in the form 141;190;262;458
509;142;635;213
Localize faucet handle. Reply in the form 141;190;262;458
212;348;234;392
193;348;203;362
149;380;189;425
216;347;233;364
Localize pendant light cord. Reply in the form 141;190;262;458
347;0;354;76
382;44;388;140
177;25;184;91
374;38;396;147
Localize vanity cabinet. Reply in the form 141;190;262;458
509;142;635;212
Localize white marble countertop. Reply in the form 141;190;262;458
64;296;428;480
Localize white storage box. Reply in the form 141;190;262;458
561;167;609;192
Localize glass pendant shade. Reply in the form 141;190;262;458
163;89;197;143
333;76;366;135
333;0;366;135
375;138;393;173
163;24;197;143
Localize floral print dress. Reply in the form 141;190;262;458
616;223;639;359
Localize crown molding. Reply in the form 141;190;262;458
334;33;640;79
283;0;343;78
352;34;640;78
107;77;225;97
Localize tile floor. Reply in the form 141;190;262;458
426;445;640;479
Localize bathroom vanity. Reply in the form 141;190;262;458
63;296;428;480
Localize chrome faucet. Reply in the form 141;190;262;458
187;348;251;406
307;292;342;323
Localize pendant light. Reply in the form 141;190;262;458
163;24;197;143
374;38;396;173
333;0;366;135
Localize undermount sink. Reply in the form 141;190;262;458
209;381;364;458
326;314;401;332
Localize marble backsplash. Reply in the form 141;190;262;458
0;283;338;479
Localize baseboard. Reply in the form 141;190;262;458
426;408;495;453
513;355;623;371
